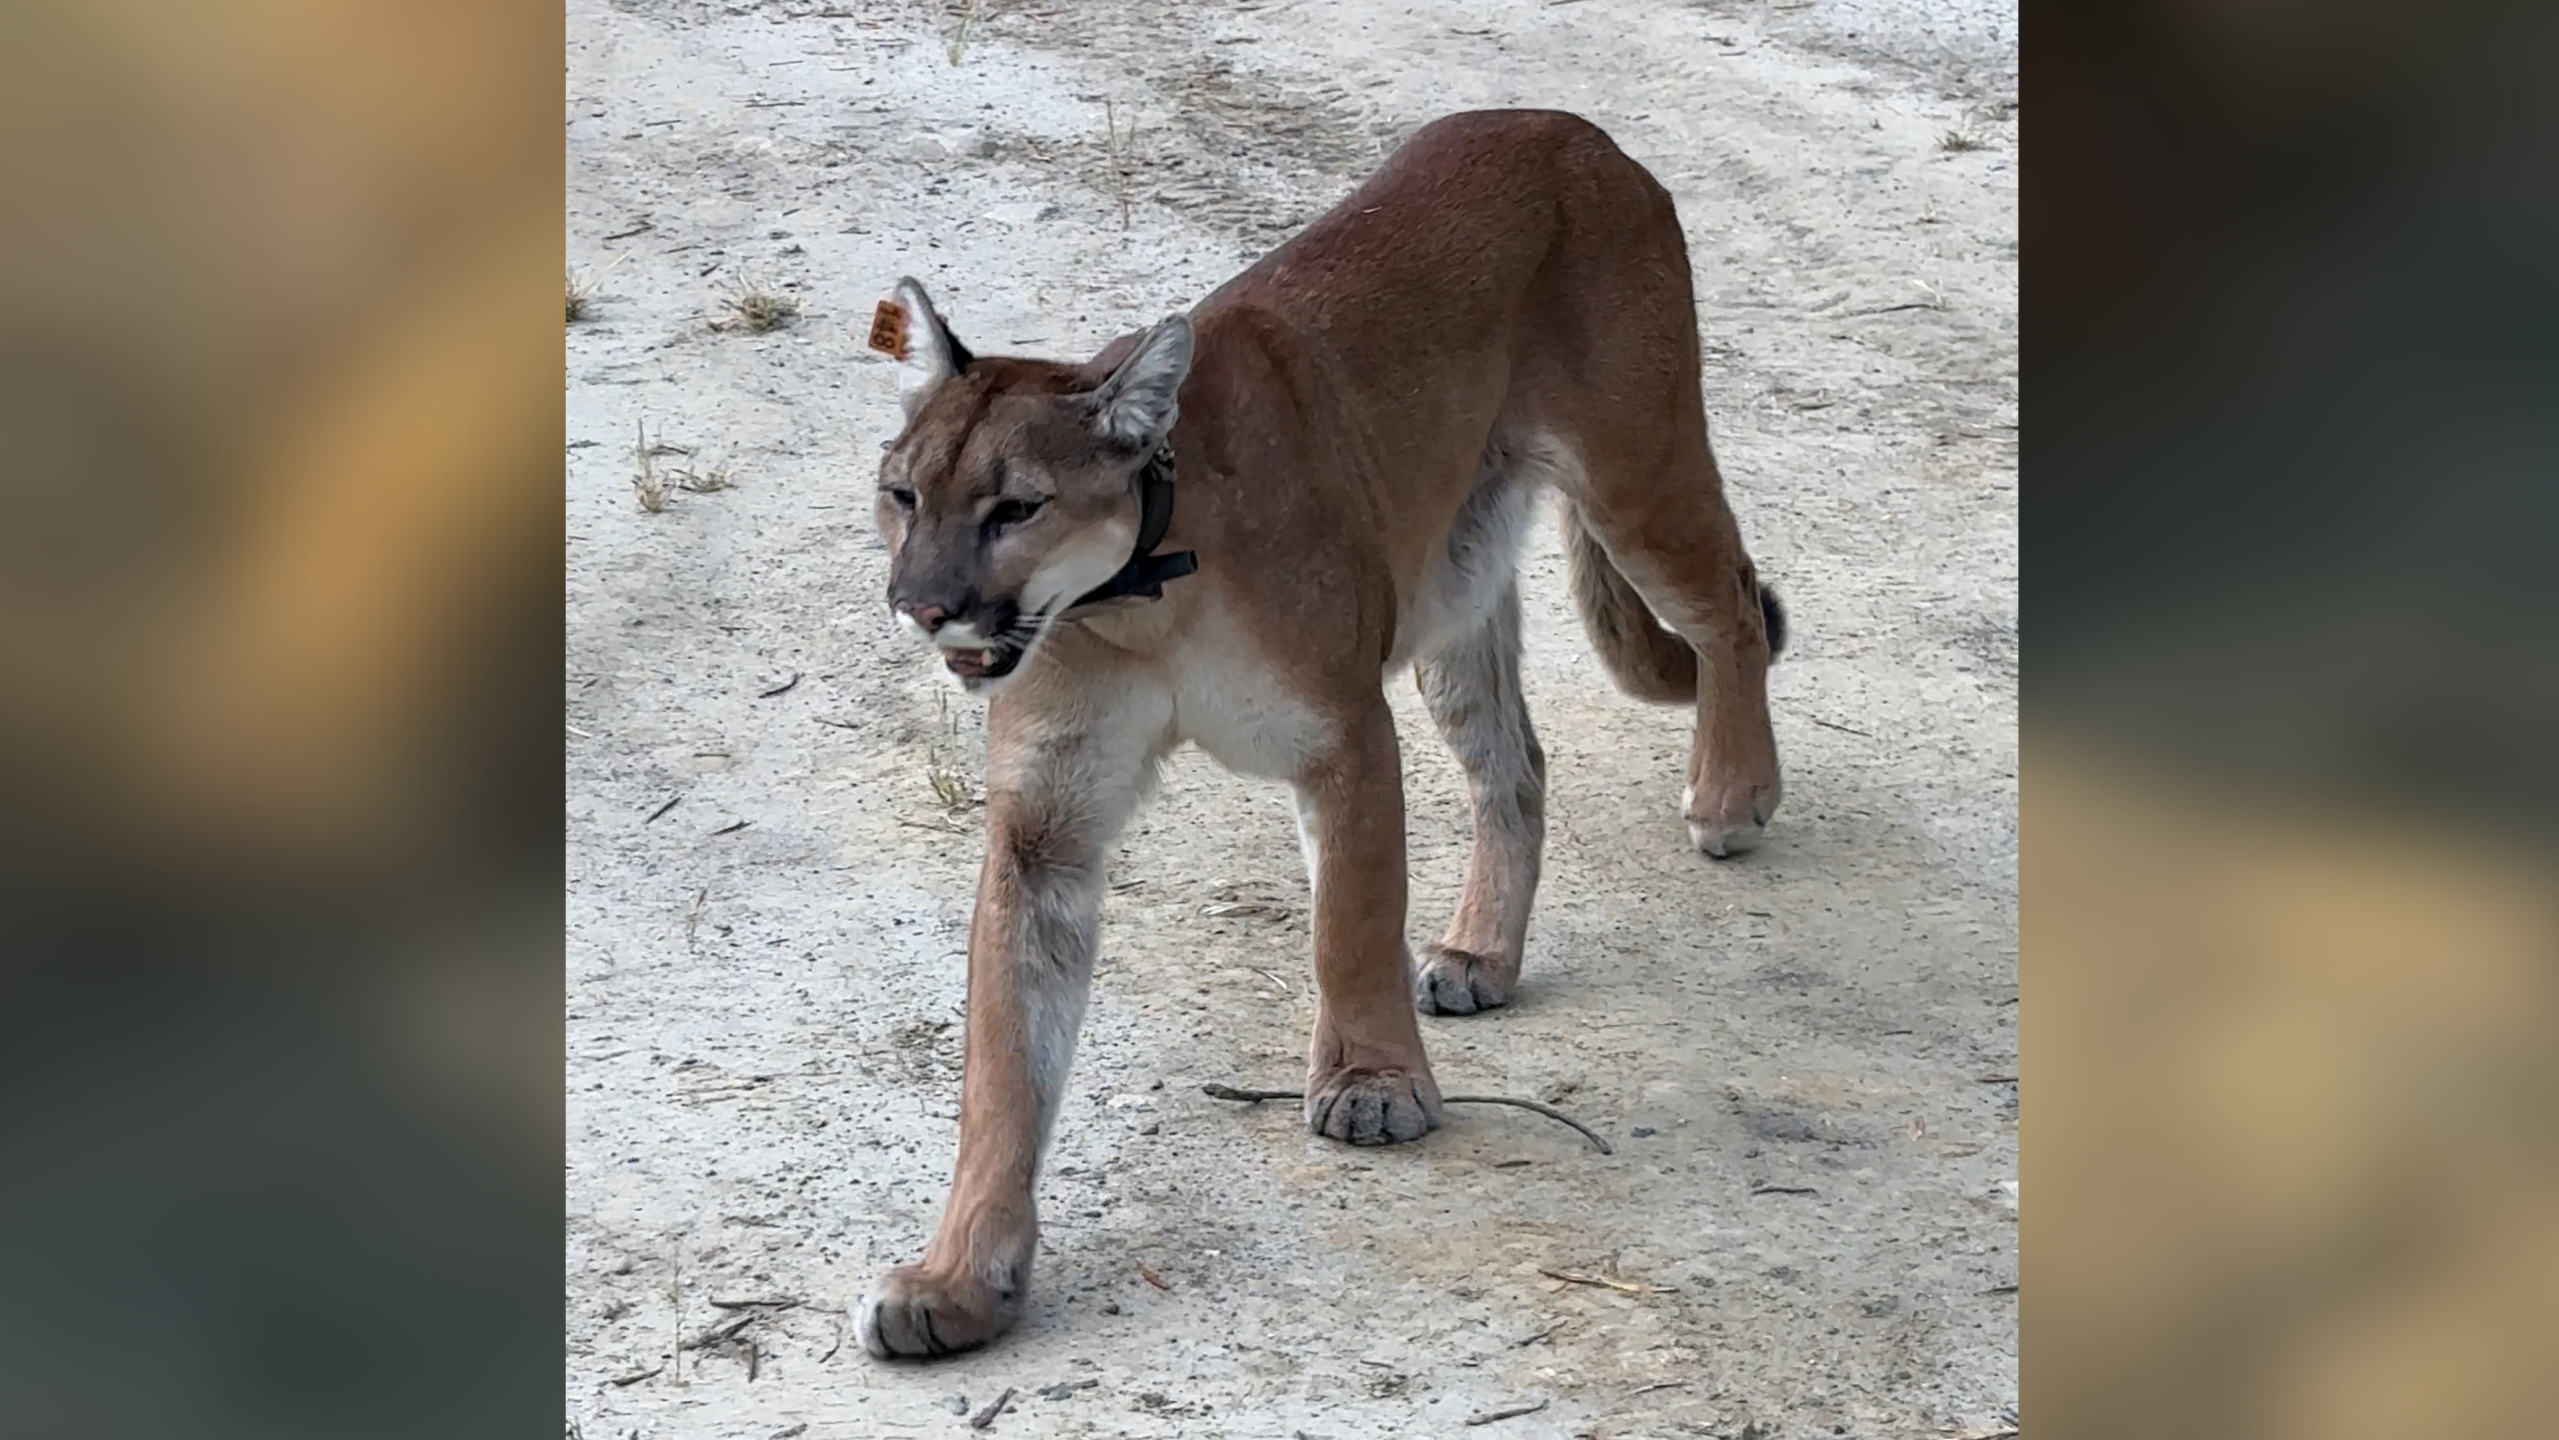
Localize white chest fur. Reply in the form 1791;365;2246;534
1169;635;1331;781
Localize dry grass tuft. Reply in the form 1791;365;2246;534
673;463;733;494
924;690;981;812
631;422;736;512
1938;129;1987;153
568;269;597;323
946;0;985;65
1103;102;1140;231
718;275;801;333
632;421;672;512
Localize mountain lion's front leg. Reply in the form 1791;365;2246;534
1293;696;1444;1145
857;680;1163;1359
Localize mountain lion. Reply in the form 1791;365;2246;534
856;109;1787;1358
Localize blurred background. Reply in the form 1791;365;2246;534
2029;0;2558;1436
0;0;2549;1434
0;1;560;1434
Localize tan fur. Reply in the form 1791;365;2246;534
855;110;1785;1360
1562;498;1700;703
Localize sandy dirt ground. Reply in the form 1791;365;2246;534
567;0;2015;1435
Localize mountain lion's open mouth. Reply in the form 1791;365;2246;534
940;642;1023;682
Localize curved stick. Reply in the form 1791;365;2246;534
1441;1094;1615;1155
1199;1083;1614;1154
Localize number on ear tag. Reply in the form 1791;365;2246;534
866;299;909;360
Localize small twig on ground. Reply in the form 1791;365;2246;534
1751;1183;1819;1196
1977;1074;2018;1084
1809;715;1878;738
709;1297;803;1310
609;1363;664;1387
1514;1320;1566;1347
1200;1083;1614;1153
1464;1399;1549;1425
1630;1380;1690;1396
967;1385;1016;1429
1446;1095;1613;1153
645;795;682;823
758;671;802;698
1137;1262;1172;1291
683;1313;757;1350
1537;1266;1675;1295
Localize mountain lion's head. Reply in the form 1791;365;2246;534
872;278;1192;695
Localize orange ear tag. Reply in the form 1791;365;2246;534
867;299;909;360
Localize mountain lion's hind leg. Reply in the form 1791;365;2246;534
1412;579;1544;1014
1293;696;1444;1144
1571;448;1783;859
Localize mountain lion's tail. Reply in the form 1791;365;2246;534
1561;501;1786;702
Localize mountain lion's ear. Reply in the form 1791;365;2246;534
1088;314;1192;450
874;277;974;418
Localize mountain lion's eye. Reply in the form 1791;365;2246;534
886;487;916;510
984;497;1044;531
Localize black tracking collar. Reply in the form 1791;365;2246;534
1060;441;1197;619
